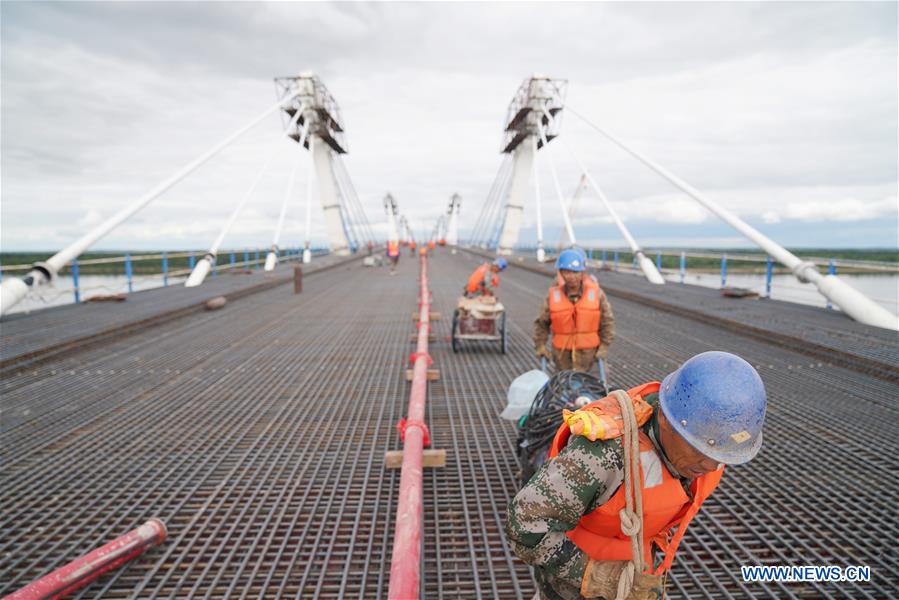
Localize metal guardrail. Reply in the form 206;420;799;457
494;245;899;272
0;248;327;305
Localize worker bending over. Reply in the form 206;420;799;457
534;249;614;372
465;258;508;298
507;351;767;599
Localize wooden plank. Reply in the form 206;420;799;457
384;449;447;469
410;334;436;342
412;312;442;321
405;369;440;381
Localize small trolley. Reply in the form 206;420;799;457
451;296;507;354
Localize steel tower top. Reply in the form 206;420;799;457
274;72;348;154
500;74;567;154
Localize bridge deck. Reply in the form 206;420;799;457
1;250;896;598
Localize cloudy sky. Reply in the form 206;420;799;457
2;1;896;252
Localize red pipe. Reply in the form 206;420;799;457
6;519;167;600
387;254;431;599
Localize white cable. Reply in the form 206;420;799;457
536;119;576;245
273;123;309;247
531;136;544;254
1;92;302;315
304;136;315;246
566;105;897;326
543;106;663;284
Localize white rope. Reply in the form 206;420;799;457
611;389;645;599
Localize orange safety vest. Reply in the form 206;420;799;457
387;241;400;258
547;382;724;575
466;263;499;295
549;279;602;350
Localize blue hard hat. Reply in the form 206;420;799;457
659;351;766;465
493;257;508;271
555;249;585;272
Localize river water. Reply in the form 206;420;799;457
663;270;898;315
4;270;898;318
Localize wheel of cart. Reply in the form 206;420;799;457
451;309;461;353
500;311;508;354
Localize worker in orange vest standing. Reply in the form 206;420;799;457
464;258;508;298
507;351;767;599
534;249;614;372
386;240;400;275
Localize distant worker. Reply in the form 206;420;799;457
386;240;400;274
409;241;417;256
465;258;508;298
507;351;767;600
534;248;614;372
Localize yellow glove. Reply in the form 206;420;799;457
597;345;609;360
535;346;551;360
562;408;611;442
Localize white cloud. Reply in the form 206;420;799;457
778;196;897;223
1;2;896;251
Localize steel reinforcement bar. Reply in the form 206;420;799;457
388;252;432;599
0;254;356;375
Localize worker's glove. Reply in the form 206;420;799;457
580;559;629;599
535;346;551;360
581;560;663;599
562;408;616;441
628;572;663;599
596;345;609;360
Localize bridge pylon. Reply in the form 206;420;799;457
496;75;567;257
274;73;352;255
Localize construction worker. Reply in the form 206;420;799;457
409;240;417;256
534;248;614;372
386;240;400;274
507;351;767;600
464;258;508;298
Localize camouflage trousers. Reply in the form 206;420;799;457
551;347;599;373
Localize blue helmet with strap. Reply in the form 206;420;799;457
555;249;585;272
659;351;766;465
493;257;508;271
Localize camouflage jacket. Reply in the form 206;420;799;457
533;280;615;354
506;394;683;600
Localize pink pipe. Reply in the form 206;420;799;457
388;254;431;599
7;519;167;600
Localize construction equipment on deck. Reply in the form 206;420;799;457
451;295;508;354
